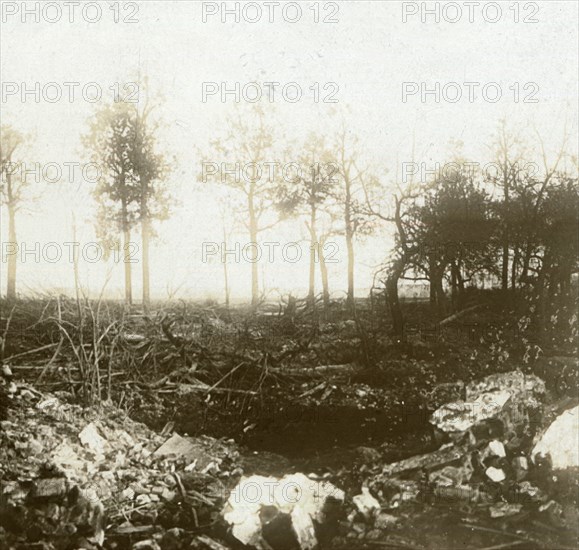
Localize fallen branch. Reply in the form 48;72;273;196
205;361;245;393
439;304;484;327
4;342;58;362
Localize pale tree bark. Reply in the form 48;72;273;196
123;227;133;305
307;205;317;306
344;170;355;312
141;217;150;310
1;136;22;300
501;160;510;292
6;170;17;300
345;219;355;312
222;225;230;309
71;214;80;303
319;236;330;309
120;173;132;305
248;189;259;306
140;174;151;310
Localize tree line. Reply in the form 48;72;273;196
1;100;577;340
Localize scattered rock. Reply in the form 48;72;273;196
432;371;545;438
78;422;107;455
374;512;398;529
489;502;523;518
431;390;511;433
487;440;506;458
352;487;380;519
485;466;506;482
532;405;579;470
512;456;528;481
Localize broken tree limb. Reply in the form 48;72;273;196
269;363;357;377
4;342;58;362
382;443;468;477
205;361;245;394
439;304;484;327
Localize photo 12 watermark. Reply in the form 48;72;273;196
1;161;104;186
401;2;539;24
401;161;540;183
402;82;540;104
201;241;340;264
1;241;140;264
200;1;340;24
2;82;139;104
201;161;339;184
201;82;339;104
1;1;140;24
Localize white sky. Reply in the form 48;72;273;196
1;0;578;301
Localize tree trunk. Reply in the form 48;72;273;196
428;253;437;307
141;218;150;310
431;266;447;317
386;257;405;339
72;214;80;303
450;261;458;311
307;205;316;306
501;168;510;292
123;227;133;305
248;192;259;306
536;251;551;341
511;245;519;290
342;171;355;312
4;162;17;300
346;228;355;312
319;236;330;310
140;173;151;310
6;170;18;300
6;201;17;300
119;173;132;305
222;226;230;309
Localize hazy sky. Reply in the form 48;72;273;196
1;1;578;301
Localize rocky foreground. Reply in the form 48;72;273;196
1;368;578;549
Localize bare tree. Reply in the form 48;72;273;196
488;119;526;293
332;129;375;312
275;133;337;307
128;93;173;310
0;126;27;300
84;94;172;308
202;106;285;306
84;102;139;305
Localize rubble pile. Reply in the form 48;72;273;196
0;382;241;549
1;367;577;549
349;371;579;547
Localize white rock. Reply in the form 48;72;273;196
353;487;381;519
488;440;506;458
490;503;522;518
485;467;506;482
222;473;344;549
79;423;107;455
532;405;579;470
291;506;317;550
135;494;151;505
51;442;85;470
513;456;528;471
431;390;512;433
